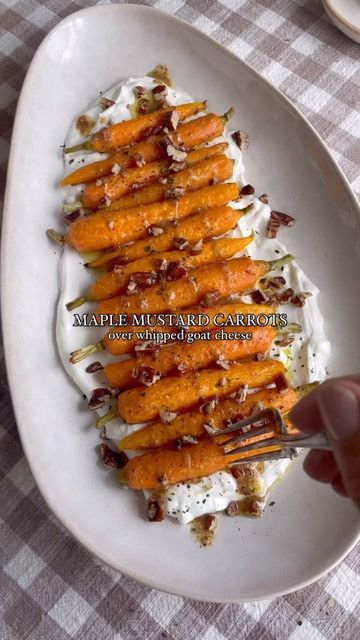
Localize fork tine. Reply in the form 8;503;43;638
225;437;280;455
221;425;275;447
231;449;295;464
219;408;275;436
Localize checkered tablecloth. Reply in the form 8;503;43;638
1;1;359;638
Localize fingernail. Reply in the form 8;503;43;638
317;382;360;441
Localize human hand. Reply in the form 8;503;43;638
289;377;360;509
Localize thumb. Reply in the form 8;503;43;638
316;380;360;509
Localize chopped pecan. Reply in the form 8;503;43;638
274;373;289;395
240;184;255;196
152;84;168;101
267;211;281;238
133;366;161;387
111;163;121;175
126;279;139;295
85;361;104;373
148;497;166;522
251;289;267;304
225;500;241;517
278;288;294;304
235;385;248;404
134;341;160;356
275;336;294;347
169;160;186;172
173;237;189;250
292;291;312;307
231;130;249;152
108;220;115;230
129;271;159;289
200;398;219;414
160;135;187;162
271;210;296;227
204;419;218;436
134;85;150;114
259;193;269;204
98;96;115;109
209;177;218;186
176;434;198;448
164;186;185;199
142;123;164;139
204;514;218;532
216;354;231;370
256;352;266;361
247;499;264;517
159;410;177;423
260;276;286;291
200;290;221;306
166;261;188;281
88;388;112;410
191;239;203;253
64;210;81;224
163;109;179;130
148;225;164;236
100;443;128;469
133;152;145;167
155;258;168;272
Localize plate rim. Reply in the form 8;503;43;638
1;2;360;603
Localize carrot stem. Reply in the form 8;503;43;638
222;107;235;123
46;228;64;244
69;341;105;364
64;141;93;154
66;296;88;311
63;201;82;213
96;407;117;429
267;254;294;272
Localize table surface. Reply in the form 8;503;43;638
0;1;359;639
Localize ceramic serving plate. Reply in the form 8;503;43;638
2;4;360;603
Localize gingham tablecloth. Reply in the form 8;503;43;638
1;1;359;638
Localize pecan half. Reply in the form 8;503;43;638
240;184;255;196
148;497;166;522
100;443;128;469
85;361;104;373
88;388;112;410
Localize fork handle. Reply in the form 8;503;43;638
281;431;331;450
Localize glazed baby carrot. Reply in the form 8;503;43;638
104;325;276;389
87;204;244;270
64;183;239;252
64;101;207;153
69;302;275;363
66;235;253;309
119;386;306;450
116;359;285;423
81;153;233;210
61;112;232;186
117;439;235;489
96;144;230;211
96;255;293;316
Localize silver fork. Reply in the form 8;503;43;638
215;407;331;463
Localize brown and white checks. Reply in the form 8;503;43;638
0;1;359;638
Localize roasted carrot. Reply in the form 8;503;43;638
96;144;230;210
87;204;244;270
64;183;239;252
69;302;275;363
118;439;234;489
61;112;231;186
66;235;253;309
81;153;233;210
96;255;293;317
119;386;306;450
64;101;207;153
104;325;276;389
117;359;285;423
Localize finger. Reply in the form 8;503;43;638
331;474;348;498
290;375;360;435
316;380;360;509
303;450;339;484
